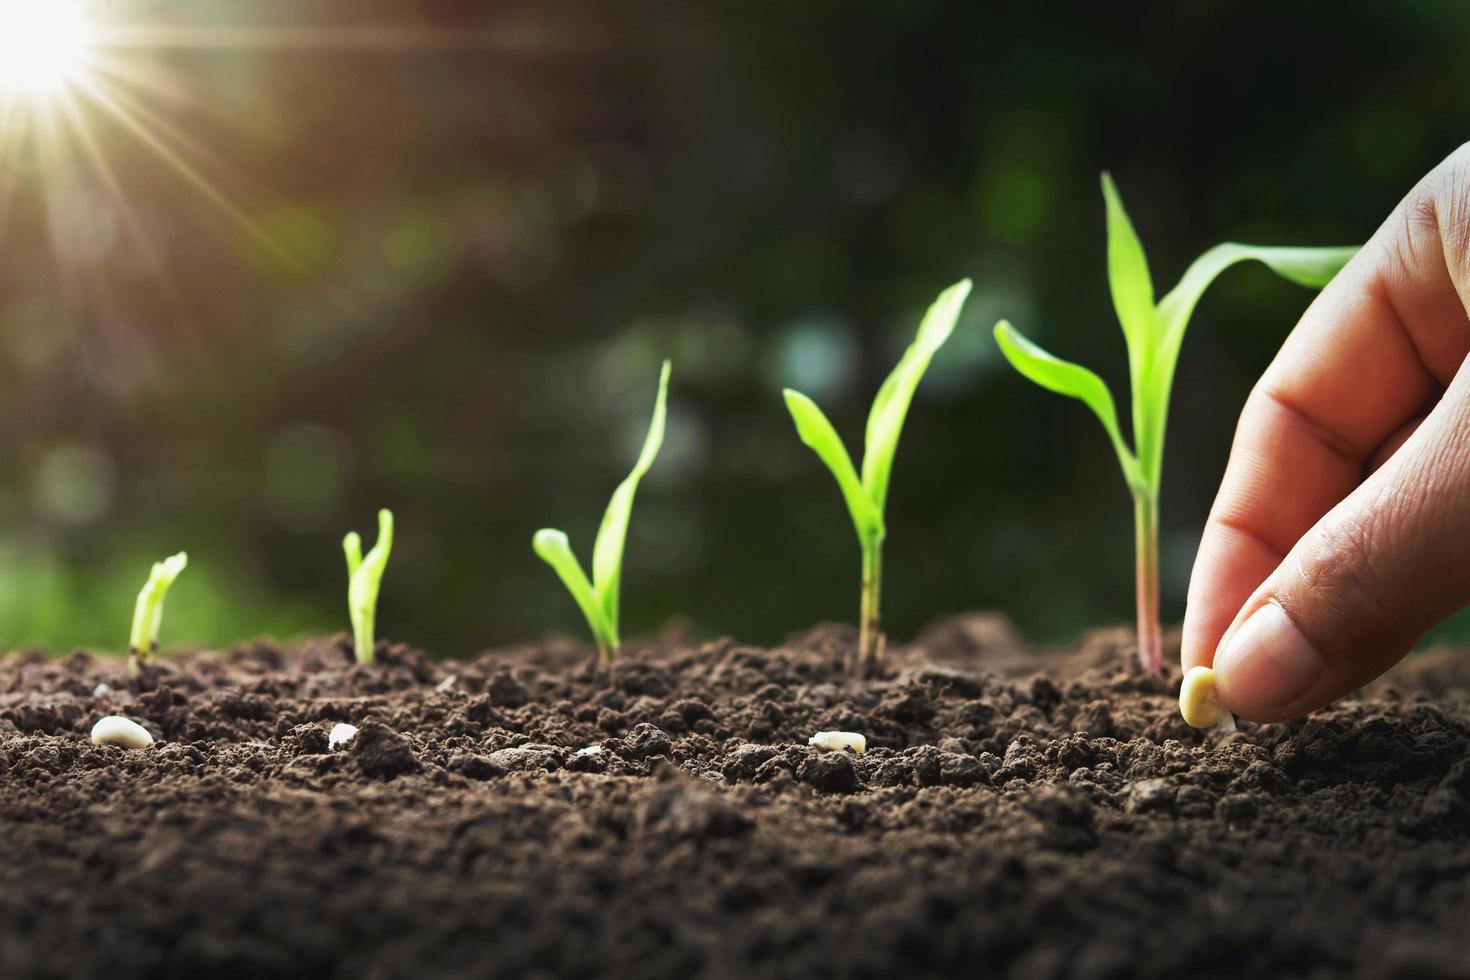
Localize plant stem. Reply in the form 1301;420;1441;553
355;621;374;665
858;543;883;674
1133;490;1163;675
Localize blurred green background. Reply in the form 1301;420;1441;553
3;0;1468;656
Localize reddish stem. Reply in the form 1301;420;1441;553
1134;492;1163;675
857;545;883;675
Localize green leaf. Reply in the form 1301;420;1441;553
1101;173;1156;362
862;278;971;511
343;508;393;663
591;359;671;635
129;551;188;654
1140;243;1359;482
784;388;884;544
534;528;617;653
993;320;1144;490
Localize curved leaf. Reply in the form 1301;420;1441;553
861;278;971;511
993;320;1143;490
1142;243;1358;481
784;388;884;544
592;359;671;633
534;528;617;653
1101;173;1156;360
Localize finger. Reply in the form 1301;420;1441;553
1182;144;1470;671
1368;415;1426;474
1213;361;1470;721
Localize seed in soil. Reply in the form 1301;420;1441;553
534;359;671;665
783;278;971;674
89;715;154;749
993;173;1357;675
329;722;360;750
808;731;867;754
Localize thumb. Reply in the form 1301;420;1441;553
1213;360;1470;722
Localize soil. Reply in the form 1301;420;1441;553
2;614;1469;980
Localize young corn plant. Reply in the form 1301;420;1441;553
784;279;972;675
343;508;394;664
534;359;670;665
129;551;187;673
993;173;1356;675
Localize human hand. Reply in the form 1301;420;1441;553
1182;144;1470;722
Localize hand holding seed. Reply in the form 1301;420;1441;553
1184;144;1470;723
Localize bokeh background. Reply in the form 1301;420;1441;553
4;0;1469;656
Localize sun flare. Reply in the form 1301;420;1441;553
0;0;94;95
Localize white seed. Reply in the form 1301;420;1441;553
808;731;866;755
434;675;458;693
574;744;602;758
92;682;111;698
328;722;360;750
1179;666;1233;730
90;716;154;749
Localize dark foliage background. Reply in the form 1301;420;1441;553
3;0;1467;655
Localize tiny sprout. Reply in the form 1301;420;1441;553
129;552;187;669
808;731;867;754
343;509;394;664
534;359;671;665
1179;665;1234;731
91;715;154;749
784;279;972;674
994;173;1356;675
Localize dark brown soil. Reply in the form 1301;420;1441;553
3;614;1469;980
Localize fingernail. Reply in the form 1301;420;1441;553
1213;603;1326;720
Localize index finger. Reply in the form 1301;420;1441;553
1182;147;1470;671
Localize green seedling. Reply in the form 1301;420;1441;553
784;279;972;674
993;173;1355;674
534;359;671;665
343;508;394;664
129;551;187;671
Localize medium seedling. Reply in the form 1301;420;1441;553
129;551;187;673
343;508;394;664
534;359;671;665
993;173;1355;674
784;279;972;674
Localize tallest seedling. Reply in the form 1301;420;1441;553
785;279;972;674
994;174;1356;674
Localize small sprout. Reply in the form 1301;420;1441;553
434;674;458;693
784;279;972;674
534;360;671;665
994;173;1356;674
1179;665;1235;731
129;552;187;672
808;731;867;755
90;715;154;749
328;722;359;750
343;509;394;664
